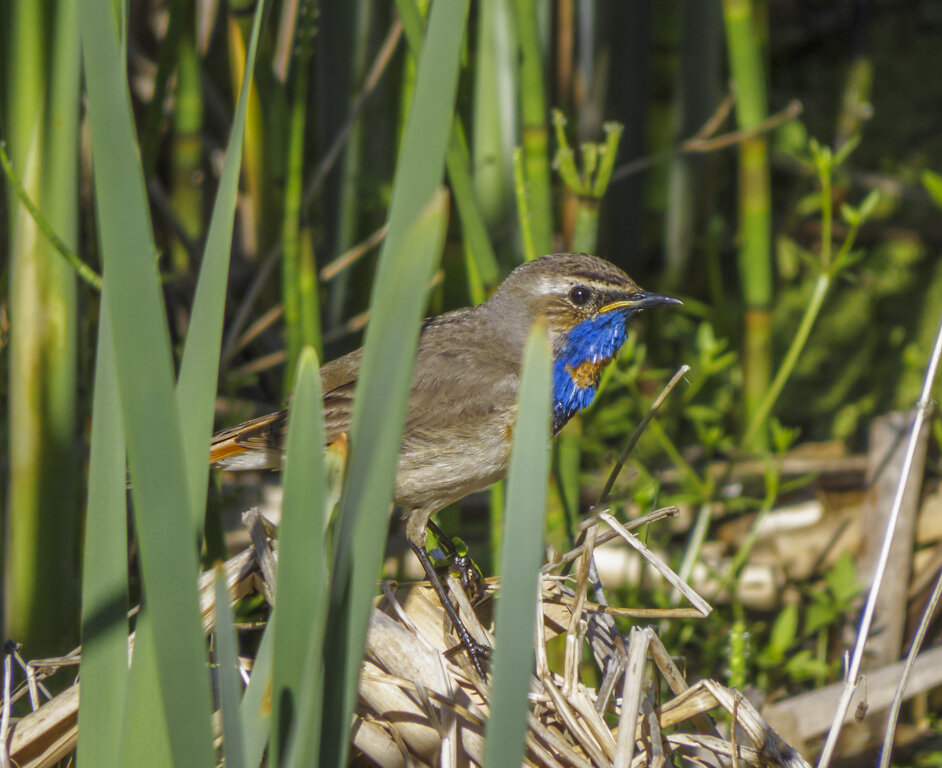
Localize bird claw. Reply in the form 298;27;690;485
448;629;491;680
450;553;487;605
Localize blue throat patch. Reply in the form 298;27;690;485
552;311;630;434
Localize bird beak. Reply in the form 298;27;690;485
599;292;683;313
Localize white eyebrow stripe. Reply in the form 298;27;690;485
533;275;631;296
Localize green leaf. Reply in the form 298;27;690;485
176;0;268;528
483;323;553;768
77;297;129;768
320;186;453;768
832;134;860;167
825;551;860;605
240;620;275;767
272;347;328;767
766;602;799;662
922;170;942;209
857;189;882;222
79;0;214;761
214;567;247;768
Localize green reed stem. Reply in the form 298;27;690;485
552;110;623;254
6;0;82;657
284;52;322;386
722;0;772;450
512;0;553;256
513;147;536;261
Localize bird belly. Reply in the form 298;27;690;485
392;423;512;512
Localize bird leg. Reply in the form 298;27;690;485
425;519;487;604
408;540;490;679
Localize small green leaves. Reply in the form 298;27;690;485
922;169;942;209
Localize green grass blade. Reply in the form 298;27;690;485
320;189;451;768
118;614;172;767
272;346;328;767
473;0;517;236
176;0;267;527
214;567;247;768
396;0;499;287
240;618;275;766
78;0;214;763
483;323;552;768
76;297;128;768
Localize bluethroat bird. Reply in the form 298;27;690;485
211;253;680;676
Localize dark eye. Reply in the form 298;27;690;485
568;285;591;306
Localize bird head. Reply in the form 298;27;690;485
487;253;681;433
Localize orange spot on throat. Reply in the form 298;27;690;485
566;357;612;389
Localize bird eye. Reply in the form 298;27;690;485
568;285;591;307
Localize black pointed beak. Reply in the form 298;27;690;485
635;292;683;310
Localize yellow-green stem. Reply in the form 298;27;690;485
512;0;553;255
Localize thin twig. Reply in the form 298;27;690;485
596;365;690;506
542;506;679;574
875;316;942;768
319;223;389;281
817;314;942;768
0;141;103;290
1;645;12;768
610;100;803;182
220;241;282;370
301;19;403;212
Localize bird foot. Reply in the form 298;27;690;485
449;630;491;680
449;552;487;605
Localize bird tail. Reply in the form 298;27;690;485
209;411;285;470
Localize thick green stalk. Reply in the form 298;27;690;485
722;0;772;450
6;0;81;657
472;0;516;235
228;12;268;257
513;148;536;261
512;0;553;256
329;0;372;327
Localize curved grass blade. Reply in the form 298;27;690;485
76;297;128;768
240;616;275;766
395;0;499;286
214;566;247;768
317;1;470;764
320;189;451;768
272;346;328;767
483;323;553;768
78;0;213;763
176;0;268;526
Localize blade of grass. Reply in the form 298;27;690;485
473;0;517;235
271;346;328;767
318;8;470;764
395;0;499;287
176;0;267;528
76;297;129;768
483;322;553;768
214;567;247;768
79;0;214;763
6;0;82;658
240;616;275;766
511;0;553;256
320;188;451;768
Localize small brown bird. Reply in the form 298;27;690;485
211;253;680;675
